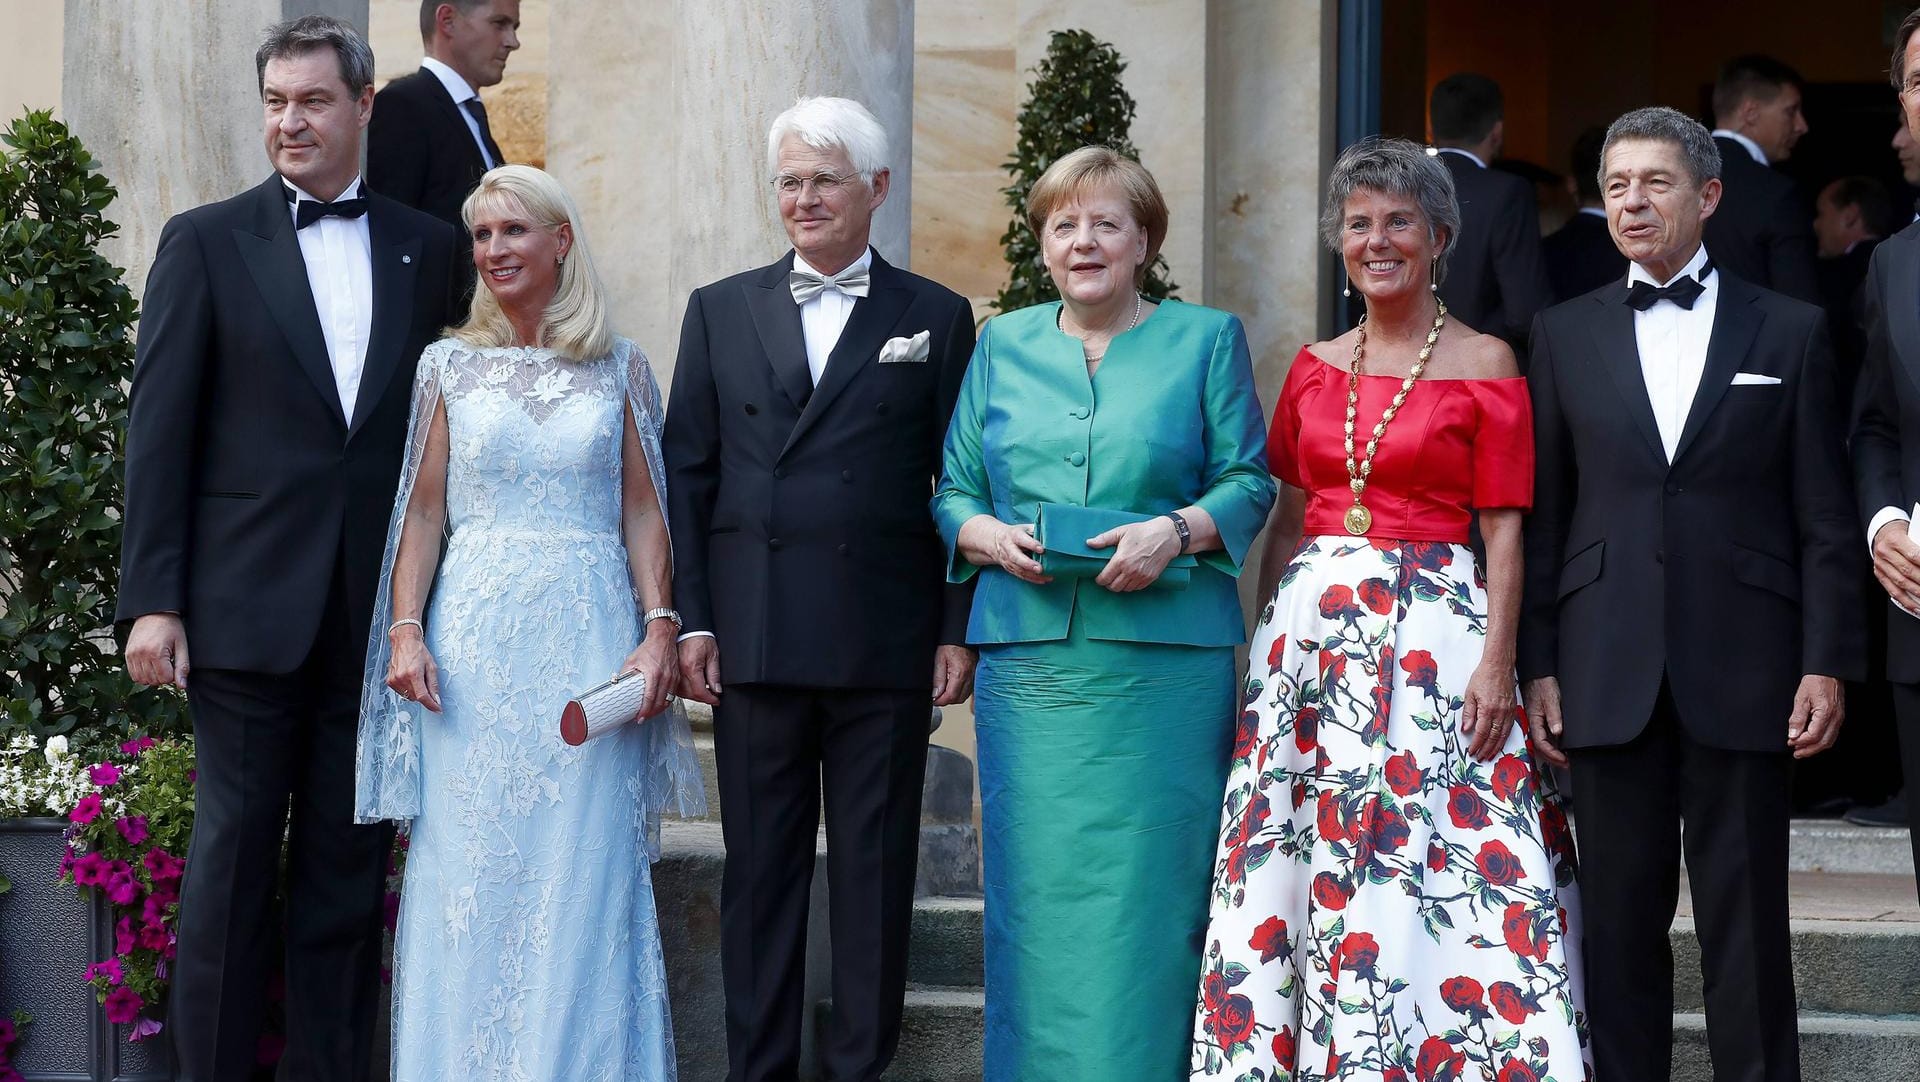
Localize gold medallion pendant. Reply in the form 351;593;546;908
1344;504;1373;535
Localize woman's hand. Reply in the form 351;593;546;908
617;622;679;720
1460;660;1516;761
1088;517;1181;593
957;514;1051;584
386;626;443;713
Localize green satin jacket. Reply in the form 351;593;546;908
932;300;1276;646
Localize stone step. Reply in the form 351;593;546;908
693;732;722;821
1671;1013;1920;1082
1790;819;1913;877
817;987;985;1082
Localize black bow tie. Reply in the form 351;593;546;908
285;183;367;229
1625;259;1714;311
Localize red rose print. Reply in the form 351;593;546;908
1427;841;1448;872
1489;980;1536;1024
1336;931;1381;979
1248;916;1292;964
1206;993;1257;1046
1503;902;1551;961
1311;871;1351;911
1360;701;1389;746
1441;975;1486;1015
1386;1070;1410;1082
1365;801;1411;857
1538;799;1574;864
1271;1025;1297;1070
1202;970;1228;1009
1475;840;1523;887
1319;647;1349;686
1491;754;1532;803
1416;1035;1466;1082
1447;785;1492;830
1358;576;1395;614
1232;710;1260;763
1291;779;1308;810
1266;633;1289;670
1293;705;1320;754
1496;1058;1540;1082
1317;791;1355;843
1402;541;1453;571
1319;584;1361;619
1400;649;1440;692
1384;750;1424;796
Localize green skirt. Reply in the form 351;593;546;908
974;620;1235;1081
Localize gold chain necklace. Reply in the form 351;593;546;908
1343;299;1447;535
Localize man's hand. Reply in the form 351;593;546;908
932;644;977;707
1872;519;1920;614
676;635;723;706
1519;676;1569;769
1788;674;1845;759
125;613;190;690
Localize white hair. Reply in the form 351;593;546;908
766;96;890;180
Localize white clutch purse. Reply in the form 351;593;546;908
561;669;648;746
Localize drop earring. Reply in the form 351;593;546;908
1429;257;1439;292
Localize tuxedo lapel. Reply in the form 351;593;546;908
349;199;423;438
780;254;912;461
1671;277;1764;467
747;254;814;410
1587;285;1667;466
232;177;345;429
422;69;490;175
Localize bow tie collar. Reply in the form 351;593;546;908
284;182;368;229
789;263;871;304
1625;258;1714;311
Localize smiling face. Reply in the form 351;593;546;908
1602;137;1720;279
1338;187;1444;303
1039;186;1149;308
262;50;372;201
436;0;521;89
775;134;887;275
470;195;571;315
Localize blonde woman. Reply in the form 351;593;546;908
353;164;704;1079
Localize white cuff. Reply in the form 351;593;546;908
1868;505;1911;552
676;630;716;643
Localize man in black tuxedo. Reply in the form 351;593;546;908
117;17;456;1081
1521;107;1863;1082
1545;126;1627;302
1812;175;1889;387
1853;9;1920;882
664;97;977;1082
368;0;519;298
1429;73;1552;350
1705;55;1821;303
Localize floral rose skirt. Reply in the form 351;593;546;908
1190;538;1591;1082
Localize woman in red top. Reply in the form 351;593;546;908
1189;138;1590;1082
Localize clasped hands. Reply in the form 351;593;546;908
957;513;1180;593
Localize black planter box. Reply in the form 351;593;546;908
0;817;174;1081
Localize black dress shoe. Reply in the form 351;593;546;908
1844;790;1910;828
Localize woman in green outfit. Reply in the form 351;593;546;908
932;146;1275;1080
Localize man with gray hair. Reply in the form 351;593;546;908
663;96;977;1082
117;15;456;1079
1520;105;1862;1082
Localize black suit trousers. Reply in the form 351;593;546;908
714;683;930;1082
171;558;393;1082
1568;682;1798;1082
1890;681;1920;901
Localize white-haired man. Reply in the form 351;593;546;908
663;97;977;1082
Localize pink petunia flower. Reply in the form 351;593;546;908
114;915;136;957
85;958;125;985
119;736;156;756
142;848;185;882
0;1018;14;1043
105;862;142;906
88;762;121;787
103;986;143;1025
71;851;110;887
70;794;103;825
138;920;169;952
128;1015;164;1042
115;816;149;846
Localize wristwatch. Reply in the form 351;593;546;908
642;607;683;632
1165;511;1191;553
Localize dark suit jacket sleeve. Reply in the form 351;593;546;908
1766;186;1822;305
117;215;213;622
367;84;431;210
1853;248;1905;528
1793;310;1868;678
1518;312;1569;681
664;288;721;635
1492;184;1554;343
934;296;979;646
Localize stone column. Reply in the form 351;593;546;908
62;0;369;298
549;1;915;391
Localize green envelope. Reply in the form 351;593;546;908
1033;502;1196;590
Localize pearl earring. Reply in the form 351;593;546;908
1429;257;1438;292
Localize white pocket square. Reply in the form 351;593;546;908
878;331;931;364
1730;372;1781;385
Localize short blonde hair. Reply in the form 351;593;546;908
1024;146;1169;287
453;165;613;362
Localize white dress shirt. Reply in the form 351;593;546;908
1436;146;1488;169
1630;244;1718;462
421;56;497;169
287;177;375;420
793;247;871;386
1710;128;1769;166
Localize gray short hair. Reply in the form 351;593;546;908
1599;106;1721;190
256;15;375;97
1320;137;1462;285
766;97;889;180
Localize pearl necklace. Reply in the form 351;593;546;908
1059;292;1143;362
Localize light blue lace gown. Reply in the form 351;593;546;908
354;337;703;1081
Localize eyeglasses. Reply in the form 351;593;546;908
772;171;861;197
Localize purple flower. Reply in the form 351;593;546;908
103;986;143;1025
137;921;169;952
119;736;155;756
85;958;125;985
143;847;185;882
105;862;142;906
72;851;110;887
70;794;103;825
0;1018;14;1043
89;762;121;787
128;1015;164;1042
115;816;149;846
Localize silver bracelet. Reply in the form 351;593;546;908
388;618;424;636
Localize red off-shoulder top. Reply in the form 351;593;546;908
1267;347;1534;543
